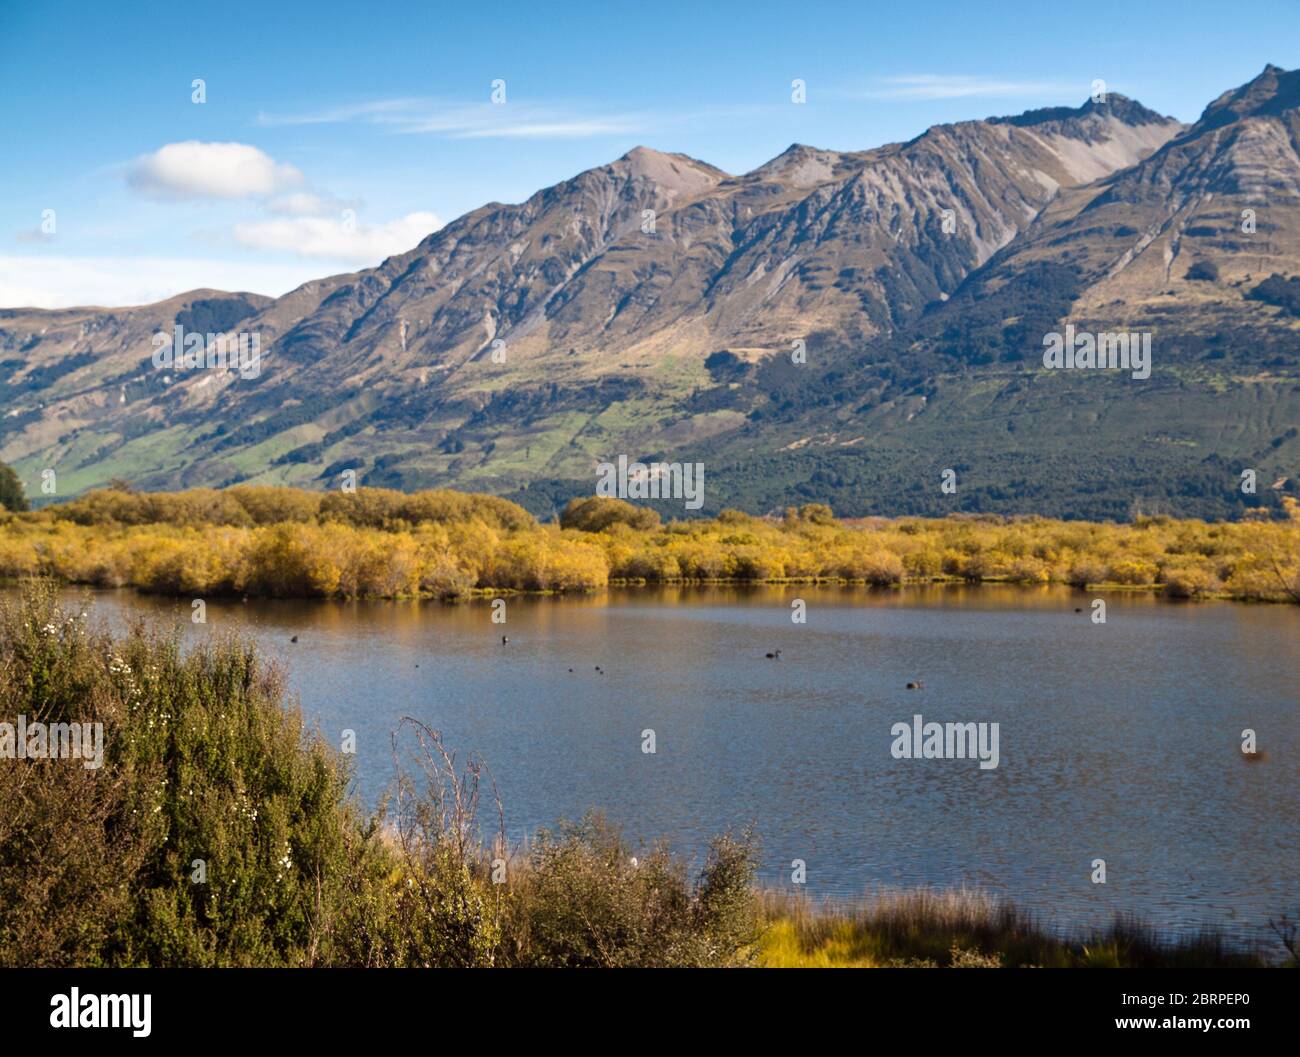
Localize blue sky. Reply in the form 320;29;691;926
2;0;1296;308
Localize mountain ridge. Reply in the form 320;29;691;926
3;71;1296;520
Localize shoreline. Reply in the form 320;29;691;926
3;573;1293;606
2;486;1297;605
2;574;1293;969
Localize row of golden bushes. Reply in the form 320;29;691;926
0;488;1297;601
0;521;609;596
43;484;535;532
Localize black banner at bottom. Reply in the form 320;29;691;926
2;967;1290;1044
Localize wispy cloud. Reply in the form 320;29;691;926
0;255;333;309
257;98;648;139
453;118;643;139
234;211;442;262
848;75;1078;101
13;227;55;245
109;139;440;275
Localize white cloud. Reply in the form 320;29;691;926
0;255;336;309
454;118;638;139
258;99;645;139
13;228;54;244
8;141;444;307
126;141;304;201
265;192;354;217
856;75;1075;101
233;211;441;262
256;97;427;126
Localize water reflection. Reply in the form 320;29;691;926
42;583;1300;945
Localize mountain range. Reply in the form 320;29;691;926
3;65;1299;519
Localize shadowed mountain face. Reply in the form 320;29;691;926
696;67;1300;519
5;74;1298;518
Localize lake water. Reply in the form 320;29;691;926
45;584;1300;946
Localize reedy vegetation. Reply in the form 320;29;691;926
757;890;1283;969
0;582;1288;969
0;582;758;968
0;486;1298;602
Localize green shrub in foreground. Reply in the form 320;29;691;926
1;582;1287;969
0;583;758;967
0;581;366;966
498;815;758;968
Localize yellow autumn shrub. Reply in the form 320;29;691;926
0;487;1295;602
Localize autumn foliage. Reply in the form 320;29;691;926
0;487;1296;602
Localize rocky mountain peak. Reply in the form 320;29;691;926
612;146;728;195
1195;63;1300;131
748;143;847;187
2;70;1293;520
990;93;1177;131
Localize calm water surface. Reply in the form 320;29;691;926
50;584;1299;944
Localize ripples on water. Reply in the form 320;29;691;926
45;584;1300;945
